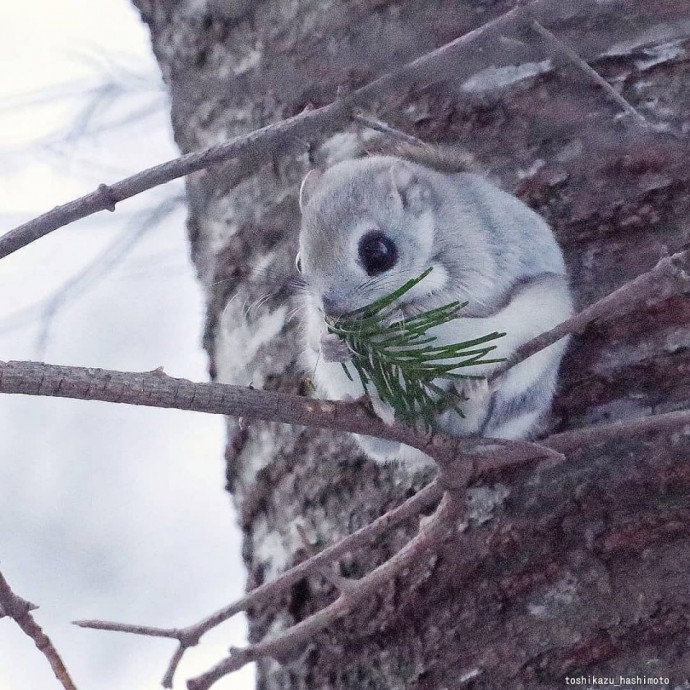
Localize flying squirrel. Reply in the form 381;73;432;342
296;143;573;468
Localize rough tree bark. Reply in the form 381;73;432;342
131;1;690;688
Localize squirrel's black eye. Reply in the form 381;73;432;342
295;253;303;273
358;232;398;276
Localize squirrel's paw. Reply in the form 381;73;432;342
320;333;351;363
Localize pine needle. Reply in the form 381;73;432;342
325;268;505;428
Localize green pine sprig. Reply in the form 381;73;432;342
325;268;505;429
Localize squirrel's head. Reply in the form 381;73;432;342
297;156;449;317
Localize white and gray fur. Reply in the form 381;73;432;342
298;153;573;468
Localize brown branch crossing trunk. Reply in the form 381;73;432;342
130;1;690;688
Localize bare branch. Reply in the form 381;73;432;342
352;114;427;146
72;619;182;639
528;19;652;129
0;568;78;690
0;99;349;261
71;403;690;689
186;492;458;690
545;409;690;455
295;524;357;594
490;248;690;384
75;479;442;687
0;358;559;474
184;410;690;690
2;0;639;261
0;343;687;477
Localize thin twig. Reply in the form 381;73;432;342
0;568;78;690
186;492;458;690
75;479;443;687
489;248;690;384
72;421;558;689
185;410;690;689
0;99;348;261
72;406;690;688
545;409;690;455
2;2;687;261
352;114;427;146
184;411;690;689
0;0;581;261
529;19;652;128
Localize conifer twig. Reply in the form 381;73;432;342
327;268;505;428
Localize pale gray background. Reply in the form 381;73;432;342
0;2;254;688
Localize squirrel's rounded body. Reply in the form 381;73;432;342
298;149;572;468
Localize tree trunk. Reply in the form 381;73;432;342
132;1;690;688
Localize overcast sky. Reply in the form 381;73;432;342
0;2;253;689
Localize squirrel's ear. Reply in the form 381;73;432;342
299;169;323;211
389;161;428;213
